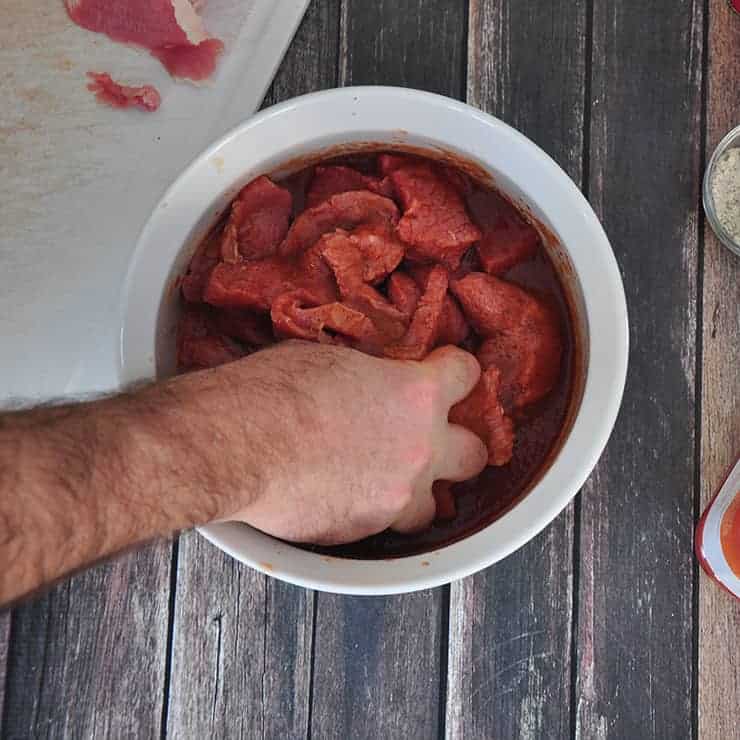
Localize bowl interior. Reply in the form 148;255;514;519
120;88;627;594
155;141;589;558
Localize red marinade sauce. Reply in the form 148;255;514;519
178;151;578;559
721;493;740;577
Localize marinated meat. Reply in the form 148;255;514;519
467;190;539;275
409;265;469;346
390;164;481;269
65;0;224;81
385;266;448;360
271;291;384;353
320;231;406;343
177;305;245;370
378;153;413;175
449;367;515;466
307;166;392;208
205;258;295;311
388;272;421;318
318;229;403;292
280;191;400;257
451;272;562;409
204;256;337;311
212;309;274;347
221;176;293;262
349;226;405;283
176;152;574;535
86;72;161;111
439;165;474;197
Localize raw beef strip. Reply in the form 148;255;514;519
280;191;399;257
66;0;224;81
177;305;245;370
390;164;481;269
349;226;405;283
388;272;421;318
320;231;406;343
306;166;393;208
378;153;414;175
204;256;337;311
316;231;365;296
439;164;474;197
221;176;293;262
451;272;562;409
318;229;403;292
271;291;384;352
379;154;471;196
296;240;336;288
212;309;274;347
467;190;539;275
450;367;515;467
205;258;295;311
409;265;469;346
385;266;449;360
86;72;161;111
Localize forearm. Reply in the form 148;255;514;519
0;341;487;604
0;372;264;605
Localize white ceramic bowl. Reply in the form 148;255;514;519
120;87;628;595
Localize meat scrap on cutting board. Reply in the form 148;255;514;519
86;72;161;111
67;0;223;106
177;152;568;524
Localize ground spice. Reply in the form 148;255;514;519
710;146;740;242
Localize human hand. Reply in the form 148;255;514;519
179;341;487;545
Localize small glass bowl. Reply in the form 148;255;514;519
703;123;740;258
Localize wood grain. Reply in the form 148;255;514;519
164;3;339;737
309;3;467;738
575;1;703;737
339;0;467;93
311;593;446;739
698;3;740;739
165;533;316;739
0;612;9;727
446;3;587;738
2;543;171;738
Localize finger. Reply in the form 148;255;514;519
434;424;489;482
391;485;437;534
422;346;481;408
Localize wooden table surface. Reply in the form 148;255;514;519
2;1;739;738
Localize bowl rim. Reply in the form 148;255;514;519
703;123;740;258
119;86;629;595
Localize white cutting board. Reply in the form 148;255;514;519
0;0;310;401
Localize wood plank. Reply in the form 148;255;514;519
164;3;339;737
446;2;586;738
310;3;467;738
575;1;703;737
698;3;740;739
2;543;171;738
0;611;9;728
339;0;467;93
165;533;316;739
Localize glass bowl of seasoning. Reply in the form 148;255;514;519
704;123;740;258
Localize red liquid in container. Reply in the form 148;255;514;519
720;493;740;578
696;457;740;600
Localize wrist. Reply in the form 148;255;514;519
125;366;274;530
